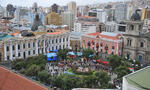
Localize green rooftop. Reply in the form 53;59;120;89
0;33;12;41
126;66;150;90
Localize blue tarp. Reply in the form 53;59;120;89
77;52;83;56
50;50;58;52
89;54;94;57
64;71;75;75
47;53;59;61
68;51;75;55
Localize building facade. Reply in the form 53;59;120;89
45;12;62;25
81;32;123;58
123;21;150;65
74;16;103;34
0;30;70;61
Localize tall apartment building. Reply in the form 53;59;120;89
68;1;77;15
51;4;58;13
115;3;127;21
62;11;75;31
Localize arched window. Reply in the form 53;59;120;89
140;42;144;47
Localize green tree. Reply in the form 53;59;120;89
82;49;94;59
57;49;69;60
114;66;131;80
38;70;50;83
11;59;26;70
25;64;40;76
93;71;111;88
107;55;122;70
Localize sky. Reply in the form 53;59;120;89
0;0;124;7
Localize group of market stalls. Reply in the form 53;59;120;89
46;50;109;65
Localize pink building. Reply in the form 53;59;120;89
81;32;123;56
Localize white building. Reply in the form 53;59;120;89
1;30;70;61
123;66;150;90
62;11;75;31
89;9;107;23
74;21;97;34
105;21;117;32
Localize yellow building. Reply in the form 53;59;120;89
45;12;62;25
141;8;150;20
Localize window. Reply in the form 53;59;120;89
59;38;61;43
130;25;134;30
28;51;30;55
33;42;35;47
63;45;65;49
56;39;57;43
56;46;57;50
127;39;132;46
7;56;9;60
112;46;115;49
63;38;65;42
13;54;15;57
18;45;20;50
52;40;54;44
140;42;144;47
139;25;141;30
23;44;25;49
33;50;35;54
66;37;68;41
12;45;15;50
18;53;20;57
7;46;9;51
59;46;61;49
52;47;54;50
28;43;30;48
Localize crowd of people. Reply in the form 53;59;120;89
45;58;113;76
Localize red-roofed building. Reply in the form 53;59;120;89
0;66;48;90
81;32;123;57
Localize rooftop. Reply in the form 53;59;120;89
86;32;122;40
0;66;48;90
125;66;150;89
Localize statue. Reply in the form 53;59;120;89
131;10;141;21
31;13;43;31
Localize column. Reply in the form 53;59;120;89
116;41;119;55
16;44;18;57
4;43;7;61
43;39;46;54
10;44;13;60
35;40;38;55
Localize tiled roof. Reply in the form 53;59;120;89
47;32;62;35
87;32;101;36
0;67;48;90
87;32;121;40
